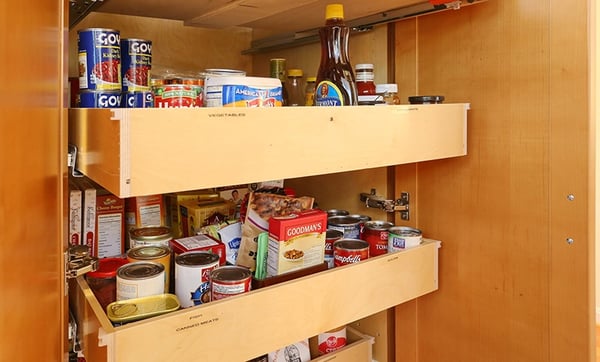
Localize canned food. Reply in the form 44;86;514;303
327;215;362;239
333;239;369;267
120;38;152;92
325;229;344;269
326;209;349;217
175;251;220;308
127;245;171;292
388;226;423;252
153;84;202;108
210;265;252;301
204;68;247;77
317;326;347;355
116;261;165;301
129;225;173;248
362;220;394;256
348;214;371;237
77;28;121;91
121;91;154;108
78;91;121;108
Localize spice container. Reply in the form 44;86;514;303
376;84;400;105
355;63;376;95
304;76;316;106
286;69;305;106
86;257;129;310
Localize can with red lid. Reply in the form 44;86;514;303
361;220;394;256
333;239;369;267
86;257;129;309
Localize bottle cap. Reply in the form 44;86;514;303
376;84;398;93
306;76;316;82
288;69;303;77
325;4;344;20
355;64;374;71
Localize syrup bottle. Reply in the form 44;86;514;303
314;4;358;106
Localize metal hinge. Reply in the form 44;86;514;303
65;244;98;281
360;189;410;220
68;144;83;177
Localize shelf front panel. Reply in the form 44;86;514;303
69;104;468;198
73;240;440;362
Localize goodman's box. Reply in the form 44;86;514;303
170;234;226;265
267;209;327;277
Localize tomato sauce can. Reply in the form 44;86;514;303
153;84;202;108
116;261;165;301
129;225;173;248
388;226;423;252
327;215;362;239
120;38;152;92
362;220;394;256
77;28;122;91
333;239;369;267
127;245;171;293
210;265;252;301
78;91;122;108
325;229;344;268
175;251;220;308
121;91;154;108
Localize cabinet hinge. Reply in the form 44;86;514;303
65;244;98;281
68;144;83;177
359;189;410;220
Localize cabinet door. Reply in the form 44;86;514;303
0;0;68;361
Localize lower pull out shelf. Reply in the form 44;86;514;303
70;239;441;361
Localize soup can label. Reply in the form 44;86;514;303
116;261;165;301
327;215;362;239
78;91;121;108
362;221;394;256
120;38;152;92
153;84;202;108
388;226;423;252
210;266;252;300
175;251;220;308
333;239;369;267
121;91;154;108
325;229;344;269
78;28;122;91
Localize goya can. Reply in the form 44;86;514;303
333;238;369;267
120;38;152;92
78;91;121;108
78;28;122;91
129;225;173;248
361;220;394;256
126;245;171;293
121;91;154;108
327;215;362;239
325;229;344;269
116;261;165;301
388;226;423;252
175;251;220;308
153;84;202;108
210;265;252;301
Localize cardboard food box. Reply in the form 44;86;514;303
164;189;221;238
71;176;98;250
68;178;82;246
179;199;235;237
267;209;327;277
170;234;226;265
95;190;125;258
125;194;167;248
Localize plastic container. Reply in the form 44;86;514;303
86;257;129;310
286;68;305;106
376;84;400;105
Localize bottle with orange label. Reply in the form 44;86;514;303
314;4;358;106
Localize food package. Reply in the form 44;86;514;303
268;339;311;362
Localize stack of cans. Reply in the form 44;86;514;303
77;28;153;108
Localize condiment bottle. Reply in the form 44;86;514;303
315;4;358;106
286;68;305;106
270;58;288;106
376;84;400;105
304;76;316;106
355;63;376;95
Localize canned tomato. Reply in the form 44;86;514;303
388;226;423;252
210;265;252;301
129;225;173;248
333;239;369;267
121;91;153;108
78;91;121;108
78;28;121;91
127;245;171;293
120;38;152;92
362;220;394;256
325;229;344;269
175;251;220;308
327;215;362;239
116;261;165;301
153;84;202;108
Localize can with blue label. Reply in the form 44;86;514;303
121;91;154;108
388;226;422;252
77;28;122;91
120;38;152;92
78;91;122;108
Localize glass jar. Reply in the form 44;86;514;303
304;76;316;106
376;84;400;105
355;63;376;95
286;68;305;106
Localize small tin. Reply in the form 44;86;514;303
116;261;165;301
121;91;154;108
78;91;121;108
388;226;423;252
324;229;344;269
326;209;349;217
129;225;173;248
153;84;202;108
362;220;394;256
175;251;220;308
107;293;180;324
127;245;171;293
333;239;369;267
210;265;252;301
120;38;152;92
77;28;122;91
327;215;362;239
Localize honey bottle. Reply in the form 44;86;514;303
314;4;358;106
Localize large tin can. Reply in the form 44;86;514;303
127;245;171;293
210;265;252;301
327;215;362;239
120;38;152;92
78;90;121;108
324;229;344;269
362;220;394;256
175;251;220;308
116;261;165;301
129;225;173;248
333;239;369;267
77;28;122;91
388;226;423;252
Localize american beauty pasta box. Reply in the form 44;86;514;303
267;209;327;277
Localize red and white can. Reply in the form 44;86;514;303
333;239;369;267
325;229;344;268
210;265;252;300
317;326;347;355
175;251;220;308
361;220;394;256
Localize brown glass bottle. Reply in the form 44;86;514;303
314;4;358;106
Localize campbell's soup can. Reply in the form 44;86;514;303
317;326;347;355
327;215;362;239
120;38;152;92
121;91;154;108
77;28;122;91
388;226;423;252
210;265;252;301
362;220;394;256
126;245;171;293
325;229;344;269
78;91;121;108
333;239;369;267
175;251;220;308
153;84;202;108
116;261;165;301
